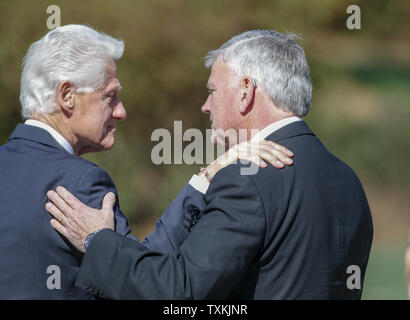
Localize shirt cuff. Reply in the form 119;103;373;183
188;174;210;194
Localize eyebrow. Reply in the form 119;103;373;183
207;83;216;90
105;84;122;94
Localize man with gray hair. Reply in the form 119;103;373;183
0;25;291;299
46;30;373;299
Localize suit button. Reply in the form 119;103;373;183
191;214;198;225
189;206;199;214
188;216;198;232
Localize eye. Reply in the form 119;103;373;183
208;89;215;95
105;92;117;101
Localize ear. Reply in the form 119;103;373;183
56;81;75;114
239;77;256;115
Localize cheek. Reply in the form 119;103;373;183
217;98;236;128
211;96;226;123
97;105;113;126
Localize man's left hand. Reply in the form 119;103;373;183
45;187;115;253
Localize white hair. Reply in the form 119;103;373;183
205;30;312;117
20;24;124;119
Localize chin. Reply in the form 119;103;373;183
211;135;228;148
103;141;115;150
77;138;115;155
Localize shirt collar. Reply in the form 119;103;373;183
24;119;75;155
251;116;302;142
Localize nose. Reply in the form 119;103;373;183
113;100;126;120
201;95;211;114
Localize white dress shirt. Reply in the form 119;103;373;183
25;119;75;155
190;116;301;194
250;116;301;142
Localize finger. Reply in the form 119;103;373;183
238;156;268;168
237;143;288;168
45;201;67;224
259;145;293;165
273;160;285;168
259;140;293;157
47;190;74;217
56;186;82;210
102;192;116;211
50;218;70;239
269;141;294;157
266;157;285;168
248;156;268;168
255;146;287;165
254;156;283;169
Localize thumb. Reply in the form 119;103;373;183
102;192;116;211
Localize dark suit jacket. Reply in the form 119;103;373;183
76;120;373;299
0;124;204;299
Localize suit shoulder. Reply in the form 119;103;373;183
53;153;114;185
323;149;364;183
212;162;258;183
56;153;96;172
208;162;264;198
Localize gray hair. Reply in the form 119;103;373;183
20;24;124;119
205;30;312;117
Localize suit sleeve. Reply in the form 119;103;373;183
141;183;206;253
75;164;266;299
75;167;206;253
73;166;135;240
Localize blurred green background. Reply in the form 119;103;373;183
0;0;409;299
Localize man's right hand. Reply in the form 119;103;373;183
46;187;116;253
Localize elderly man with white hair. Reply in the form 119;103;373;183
0;25;292;299
0;25;132;299
45;30;373;299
